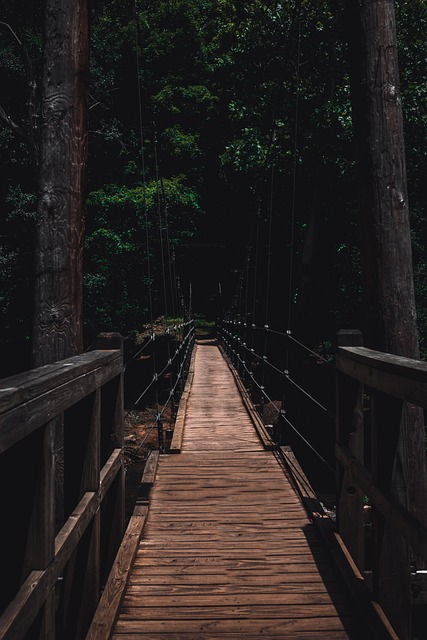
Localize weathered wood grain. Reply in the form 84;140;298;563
169;344;196;454
113;617;360;635
111;634;358;640
0;343;125;640
0;350;121;414
335;444;427;563
336;346;427;408
0;354;123;454
85;506;148;640
113;342;368;638
138;451;160;502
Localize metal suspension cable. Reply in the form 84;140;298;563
152;125;178;418
160;175;177;320
223;327;333;420
244;249;251;323
286;332;332;366
153;122;170;322
265;163;275;327
131;3;196;456
134;328;194;453
252;125;277;327
227;346;334;475
280;413;335;475
125;324;194;416
283;373;334;421
133;2;160;416
123;334;155;371
276;448;316;499
228;321;332;367
251;203;261;326
226;211;258;322
260;160;276;396
133;1;154;330
287;0;303;333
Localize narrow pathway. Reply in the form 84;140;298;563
113;340;364;638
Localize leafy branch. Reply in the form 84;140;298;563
0;21;39;167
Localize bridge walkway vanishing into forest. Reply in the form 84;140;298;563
109;340;378;639
4;334;426;639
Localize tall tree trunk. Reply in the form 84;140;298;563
347;1;427;636
348;0;419;357
32;0;88;368
32;0;88;538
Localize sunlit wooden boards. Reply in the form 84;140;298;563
181;340;262;453
112;341;364;638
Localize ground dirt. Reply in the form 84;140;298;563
123;402;174;522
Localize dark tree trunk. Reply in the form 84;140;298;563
348;0;419;357
347;1;427;636
32;0;88;368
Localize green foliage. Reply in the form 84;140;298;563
0;186;36;374
2;0;427;369
84;177;200;339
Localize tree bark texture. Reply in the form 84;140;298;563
347;1;427;636
32;0;88;367
347;0;418;357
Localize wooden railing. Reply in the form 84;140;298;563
0;333;125;640
336;331;427;640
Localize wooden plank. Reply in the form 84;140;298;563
0;347;125;640
86;505;148;640
169;344;196;454
370;390;410;638
125;581;345;594
0;350;121;414
280;443;397;640
119;603;357;620
219;344;275;450
129;573;342;587
336;356;365;570
0;570;49;640
113;617;360;635
335;444;427;563
0;356;123;454
22;421;55;575
112;342;372;639
122;592;350;607
100;449;123;498
138;451;160;501
67;389;101;638
99;351;125;583
336;346;427;408
111;634;357;640
0;491;98;640
312;515;399;640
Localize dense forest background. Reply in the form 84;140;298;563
1;0;427;377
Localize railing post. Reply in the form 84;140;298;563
336;329;365;571
95;333;125;586
26;421;57;637
57;386;103;638
0;347;126;639
157;414;165;453
370;389;410;639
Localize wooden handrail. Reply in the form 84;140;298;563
0;336;125;640
0;350;123;454
336;346;427;408
336;340;427;640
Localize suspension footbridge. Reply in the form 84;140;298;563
111;339;366;639
0;330;426;639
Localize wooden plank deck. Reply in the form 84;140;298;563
112;340;365;639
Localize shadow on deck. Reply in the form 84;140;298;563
90;340;396;639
